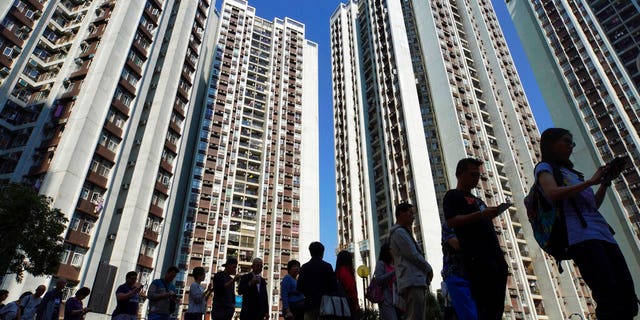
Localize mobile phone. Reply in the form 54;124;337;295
497;202;512;213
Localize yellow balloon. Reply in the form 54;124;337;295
356;265;370;278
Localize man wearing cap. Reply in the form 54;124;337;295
212;257;241;320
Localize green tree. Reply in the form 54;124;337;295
0;183;67;282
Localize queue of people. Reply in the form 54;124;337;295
0;127;638;320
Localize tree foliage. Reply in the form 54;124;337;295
0;183;67;282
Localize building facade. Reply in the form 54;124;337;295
171;0;319;318
507;1;640;316
0;0;220;316
332;0;601;318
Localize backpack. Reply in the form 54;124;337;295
524;163;586;272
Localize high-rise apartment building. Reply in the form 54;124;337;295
332;0;602;318
0;0;220;316
507;0;640;310
171;0;319;317
586;1;639;90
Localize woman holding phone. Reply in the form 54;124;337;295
535;128;637;320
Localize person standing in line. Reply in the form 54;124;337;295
147;266;179;320
534;128;638;320
211;257;241;320
444;158;508;320
238;258;269;320
389;202;433;320
112;271;142;320
63;287;91;320
20;285;46;320
0;292;32;320
335;251;360;319
186;267;213;320
373;243;398;320
296;242;336;320
441;223;477;320
36;278;67;320
280;260;304;320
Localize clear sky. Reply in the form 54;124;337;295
224;0;556;265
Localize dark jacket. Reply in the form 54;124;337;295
238;272;268;320
296;257;336;310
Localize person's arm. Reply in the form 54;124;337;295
3;303;18;320
538;166;606;202
64;299;85;317
373;262;394;284
296;268;305;294
443;191;499;229
116;285;141;301
391;229;432;275
280;277;290;311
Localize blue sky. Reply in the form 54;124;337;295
233;0;555;264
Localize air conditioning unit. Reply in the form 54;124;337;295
139;120;147;126
122;183;130;189
127;160;136;167
134;139;142;145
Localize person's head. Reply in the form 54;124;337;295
251;258;264;275
223;257;238;275
335;250;354;272
0;290;8;302
378;243;393;264
34;285;46;297
395;202;414;227
125;271;138;286
55;278;67;291
165;266;179;282
75;287;90;300
287;260;300;278
192;267;206;282
309;242;325;259
540;128;575;168
455;158;484;191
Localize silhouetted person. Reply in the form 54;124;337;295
63;287;91;320
373;243;399;320
147;266;179;320
444;158;508;320
389;202;433;320
535;128;638;319
441;223;476;320
20;285;45;320
112;271;142;320
335;251;360;319
281;260;304;320
187;267;213;320
238;258;269;320
212;257;240;320
297;242;336;320
36;278;67;320
0;292;32;320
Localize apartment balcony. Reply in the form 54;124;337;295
0;53;13;69
69;62;90;79
95;145;116;163
160;159;173;173
169;121;181;135
138;254;154;269
29;160;50;175
132;41;148;57
25;0;45;10
143;228;159;243
149;204;164;218
56;263;80;282
9;7;35;29
155;181;169;196
86;171;108;189
165;140;177;153
66;229;90;248
111;99;130;117
76;198;100;218
0;25;24;47
144;7;159;25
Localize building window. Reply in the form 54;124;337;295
70;248;85;267
80;221;93;234
60;245;72;263
3;47;13;57
70;217;80;230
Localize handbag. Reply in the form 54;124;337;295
319;295;351;318
365;278;384;303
